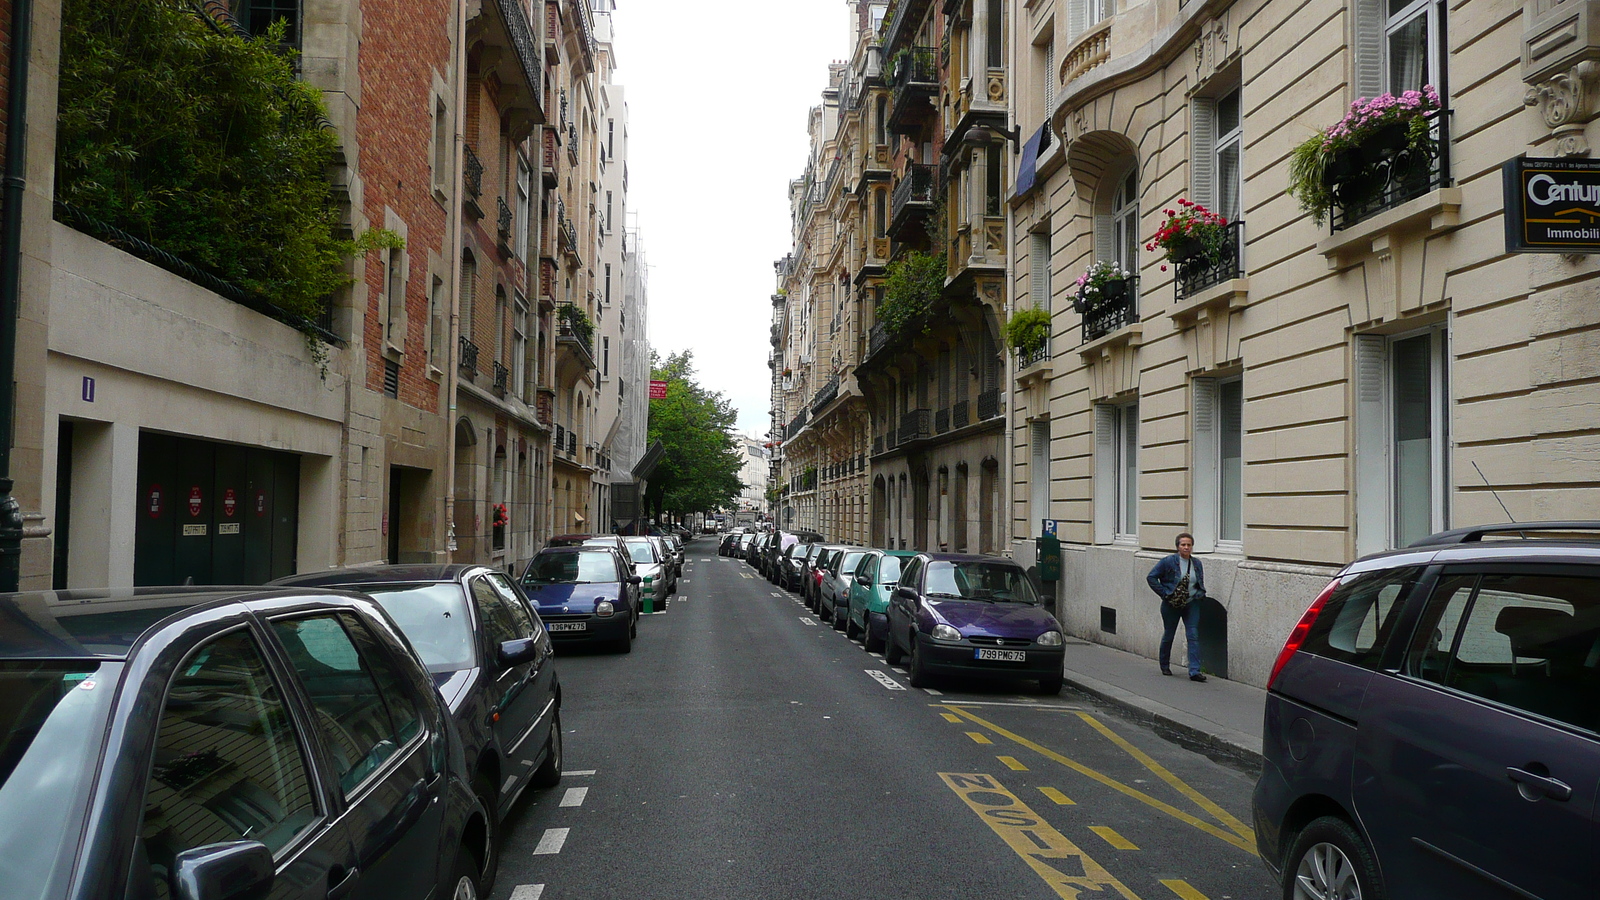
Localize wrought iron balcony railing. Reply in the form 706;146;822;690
492;361;509;397
898;408;930;444
498;196;513;243
1331;110;1451;232
888;46;938;133
810;374;840;413
891;162;935;228
1081;276;1140;343
1174;221;1244;300
977;389;1001;421
953;399;970;429
787;408;809;439
458;336;479;374
935;407;950;434
555;302;594;361
1017;337;1050;369
464;144;483;198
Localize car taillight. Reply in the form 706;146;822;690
1267;577;1340;691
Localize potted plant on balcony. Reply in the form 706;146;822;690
1145;199;1229;272
557;303;595;345
1288;85;1442;224
1005;307;1052;356
1072;260;1133;315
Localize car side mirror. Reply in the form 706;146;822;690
629;575;642;585
172;841;275;900
894;587;918;602
498;637;541;667
855;573;872;586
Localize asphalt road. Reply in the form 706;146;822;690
492;537;1278;900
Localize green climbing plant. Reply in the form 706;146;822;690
877;250;946;337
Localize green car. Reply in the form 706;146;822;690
846;549;918;653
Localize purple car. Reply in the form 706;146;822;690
884;553;1066;694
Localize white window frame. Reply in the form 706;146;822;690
1069;0;1111;39
1192;377;1244;554
1094;402;1139;544
516;157;531;261
1354;326;1450;556
1354;0;1444;100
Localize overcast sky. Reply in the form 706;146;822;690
612;1;851;438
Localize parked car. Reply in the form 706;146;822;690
747;532;770;569
662;533;686;570
521;546;642;652
736;531;757;560
274;564;563;892
0;586;490;900
819;547;869;629
781;542;813;591
847;549;918;653
648;535;679;580
805;546;841;609
547;533;598;548
884;553;1066;694
719;528;745;556
622;535;673;606
1253;521;1600;900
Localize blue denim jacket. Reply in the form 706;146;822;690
1146;553;1205;601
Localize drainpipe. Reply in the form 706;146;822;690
0;0;35;591
443;0;468;560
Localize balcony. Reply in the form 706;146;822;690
497;196;513;253
898;408;930;444
888;46;938;134
541;129;558;186
889;163;934;239
463;145;485;219
1330;112;1451;232
554;423;566;455
786;408;809;440
935;407;950;434
469;0;542;140
1061;21;1111;87
1081;276;1139;343
873;435;884;455
953;400;970;429
810;374;840;414
881;0;933;56
555;301;596;370
538;258;557;307
1017;339;1050;370
977;389;1001;421
1175;221;1244;301
458;336;479;375
492;361;509;397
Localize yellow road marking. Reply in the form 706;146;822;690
941;713;962;723
1160;879;1209;900
939;706;1257;855
1077;713;1254;842
1089;826;1139;850
1039;787;1076;805
966;731;993;745
999;756;1029;771
939;773;1143;900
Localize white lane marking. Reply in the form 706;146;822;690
922;687;944;695
799;617;818;626
565;769;598;776
771;592;783;597
533;828;570;855
866;670;907;690
682;579;690;584
509;886;545;900
869;653;885;660
560;787;589;807
891;667;908;674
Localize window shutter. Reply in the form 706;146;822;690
1094;213;1115;263
1031;419;1051;531
1068;0;1087;42
1094;404;1116;544
1045;42;1056;109
1190;98;1217;212
1191;378;1219;552
1354;335;1390;556
1353;0;1385;100
1031;232;1050;310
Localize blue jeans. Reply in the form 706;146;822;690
1159;600;1202;676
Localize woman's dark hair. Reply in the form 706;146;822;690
1175;532;1194;547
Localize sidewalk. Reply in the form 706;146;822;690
1058;639;1267;770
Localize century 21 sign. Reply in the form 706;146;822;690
1503;156;1600;253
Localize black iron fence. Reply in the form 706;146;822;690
977;389;1001;421
1081;276;1139;343
898;408;930;444
1175;221;1244;300
1331;111;1451;232
458;336;479;374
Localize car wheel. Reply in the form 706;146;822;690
864;619;883;653
1039;674;1062;695
450;841;481;900
907;637;930;688
1285;816;1384;900
530;711;563;788
470;780;500;896
845;612;861;640
832;604;847;631
884;627;904;664
616;626;633;654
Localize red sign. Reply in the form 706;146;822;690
187;487;203;518
223;489;237;517
255;490;268;517
147;484;163;519
649;380;668;400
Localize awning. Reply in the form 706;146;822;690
1015;123;1044;197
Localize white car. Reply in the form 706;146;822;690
623;536;673;605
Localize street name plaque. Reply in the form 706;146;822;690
1503;156;1600;253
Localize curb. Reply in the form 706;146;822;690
1058;668;1264;773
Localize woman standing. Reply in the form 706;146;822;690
1146;532;1207;682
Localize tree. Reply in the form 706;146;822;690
645;350;745;522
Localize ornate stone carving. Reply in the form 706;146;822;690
1524;60;1600;156
1193;13;1231;84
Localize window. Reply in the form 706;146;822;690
470;576;525;646
429;276;444;368
271;615;412;796
1301;567;1424;669
874;189;887;238
1094;402;1138;542
607;118;615;159
1355;0;1443;100
1111;168;1139;270
384;247;404;345
1042;39;1056;112
1191;88;1242;224
461;252;477;344
1030;231;1050;309
1407;573;1600;732
1354;327;1449;554
985;145;1003;216
513;294;528;398
238;0;300;45
141;630;316;875
433;100;449;189
1192;377;1243;551
516;157;531;259
486;574;539;635
1070;0;1111;39
986;0;1004;68
606;191;613;231
605;264;612;305
1030;419;1050;532
602;336;610;377
875;96;888;147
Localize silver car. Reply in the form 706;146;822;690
622;536;672;608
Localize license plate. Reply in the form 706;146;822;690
548;622;587;633
975;648;1026;662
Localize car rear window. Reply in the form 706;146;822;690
625;540;657;564
362;584;477;673
1300;566;1425;670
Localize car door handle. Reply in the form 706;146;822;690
1506;766;1573;802
327;865;360;899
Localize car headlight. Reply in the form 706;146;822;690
931;624;962;642
1036;630;1064;646
595;600;615;617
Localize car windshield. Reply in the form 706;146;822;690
791;543;811;559
525;551;619;585
839;551;867;575
880;556;903;583
923;562;1040;603
363;584;478;673
625;541;657;564
0;660;120;899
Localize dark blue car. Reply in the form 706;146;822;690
521;546;641;652
1255;522;1600;900
884;553;1067;694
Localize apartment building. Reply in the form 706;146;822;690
9;0;644;589
1010;0;1600;685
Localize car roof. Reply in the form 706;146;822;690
274;564;484;587
921;552;1015;564
0;587;363;661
